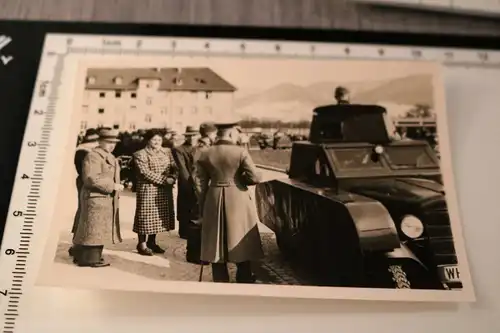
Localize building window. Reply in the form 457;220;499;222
97;123;104;129
87;76;96;84
176;107;183;115
191;106;197;114
205;91;212;99
82;105;88;113
131;92;137;98
98;108;105;114
113;124;120;129
80;121;87;130
145;114;152;123
114;76;123;85
129;123;136;130
115;91;122;98
99;92;106;98
146;97;152;105
146;83;152;88
161;108;167;115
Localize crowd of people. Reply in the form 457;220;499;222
69;119;263;284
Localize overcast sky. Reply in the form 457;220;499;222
131;55;438;96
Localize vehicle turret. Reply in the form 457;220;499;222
309;104;391;145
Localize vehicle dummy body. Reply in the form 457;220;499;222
255;104;461;290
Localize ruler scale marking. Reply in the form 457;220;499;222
0;42;63;332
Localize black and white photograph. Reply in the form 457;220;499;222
35;54;472;301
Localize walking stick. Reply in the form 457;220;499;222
198;263;204;282
191;218;205;282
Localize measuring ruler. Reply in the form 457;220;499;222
0;35;67;333
0;32;497;331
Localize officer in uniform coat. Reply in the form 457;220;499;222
172;126;201;239
195;117;264;283
68;128;99;259
73;129;124;267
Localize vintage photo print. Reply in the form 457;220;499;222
35;53;474;302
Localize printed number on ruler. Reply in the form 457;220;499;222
0;34;14;66
1;248;16;296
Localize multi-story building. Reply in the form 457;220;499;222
80;67;237;133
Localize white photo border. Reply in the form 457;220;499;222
30;35;475;303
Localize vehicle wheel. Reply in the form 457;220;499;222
388;265;411;289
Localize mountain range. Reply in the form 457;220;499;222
233;74;434;122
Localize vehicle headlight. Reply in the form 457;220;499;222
374;145;384;154
400;215;424;239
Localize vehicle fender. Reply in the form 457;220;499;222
257;179;401;252
256;179;401;254
342;194;401;253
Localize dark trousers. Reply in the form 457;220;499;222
186;222;204;264
75;245;104;266
211;261;254;283
178;219;190;238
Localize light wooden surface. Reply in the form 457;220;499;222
0;0;499;36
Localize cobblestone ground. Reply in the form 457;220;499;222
53;168;317;286
55;228;310;285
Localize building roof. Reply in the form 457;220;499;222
85;67;236;92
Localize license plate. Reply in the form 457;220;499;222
438;265;461;283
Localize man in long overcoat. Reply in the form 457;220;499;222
197;122;217;150
172;126;201;240
162;127;176;148
73;129;124;268
69;128;99;258
181;122;217;265
195;119;264;283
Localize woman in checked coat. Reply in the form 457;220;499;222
133;129;178;256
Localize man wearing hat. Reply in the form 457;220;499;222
198;122;217;149
162;127;176;148
68;128;99;258
171;125;201;240
194;116;264;283
72;128;124;268
334;86;350;105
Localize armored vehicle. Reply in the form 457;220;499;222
255;104;461;290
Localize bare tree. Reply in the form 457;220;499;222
405;104;432;118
